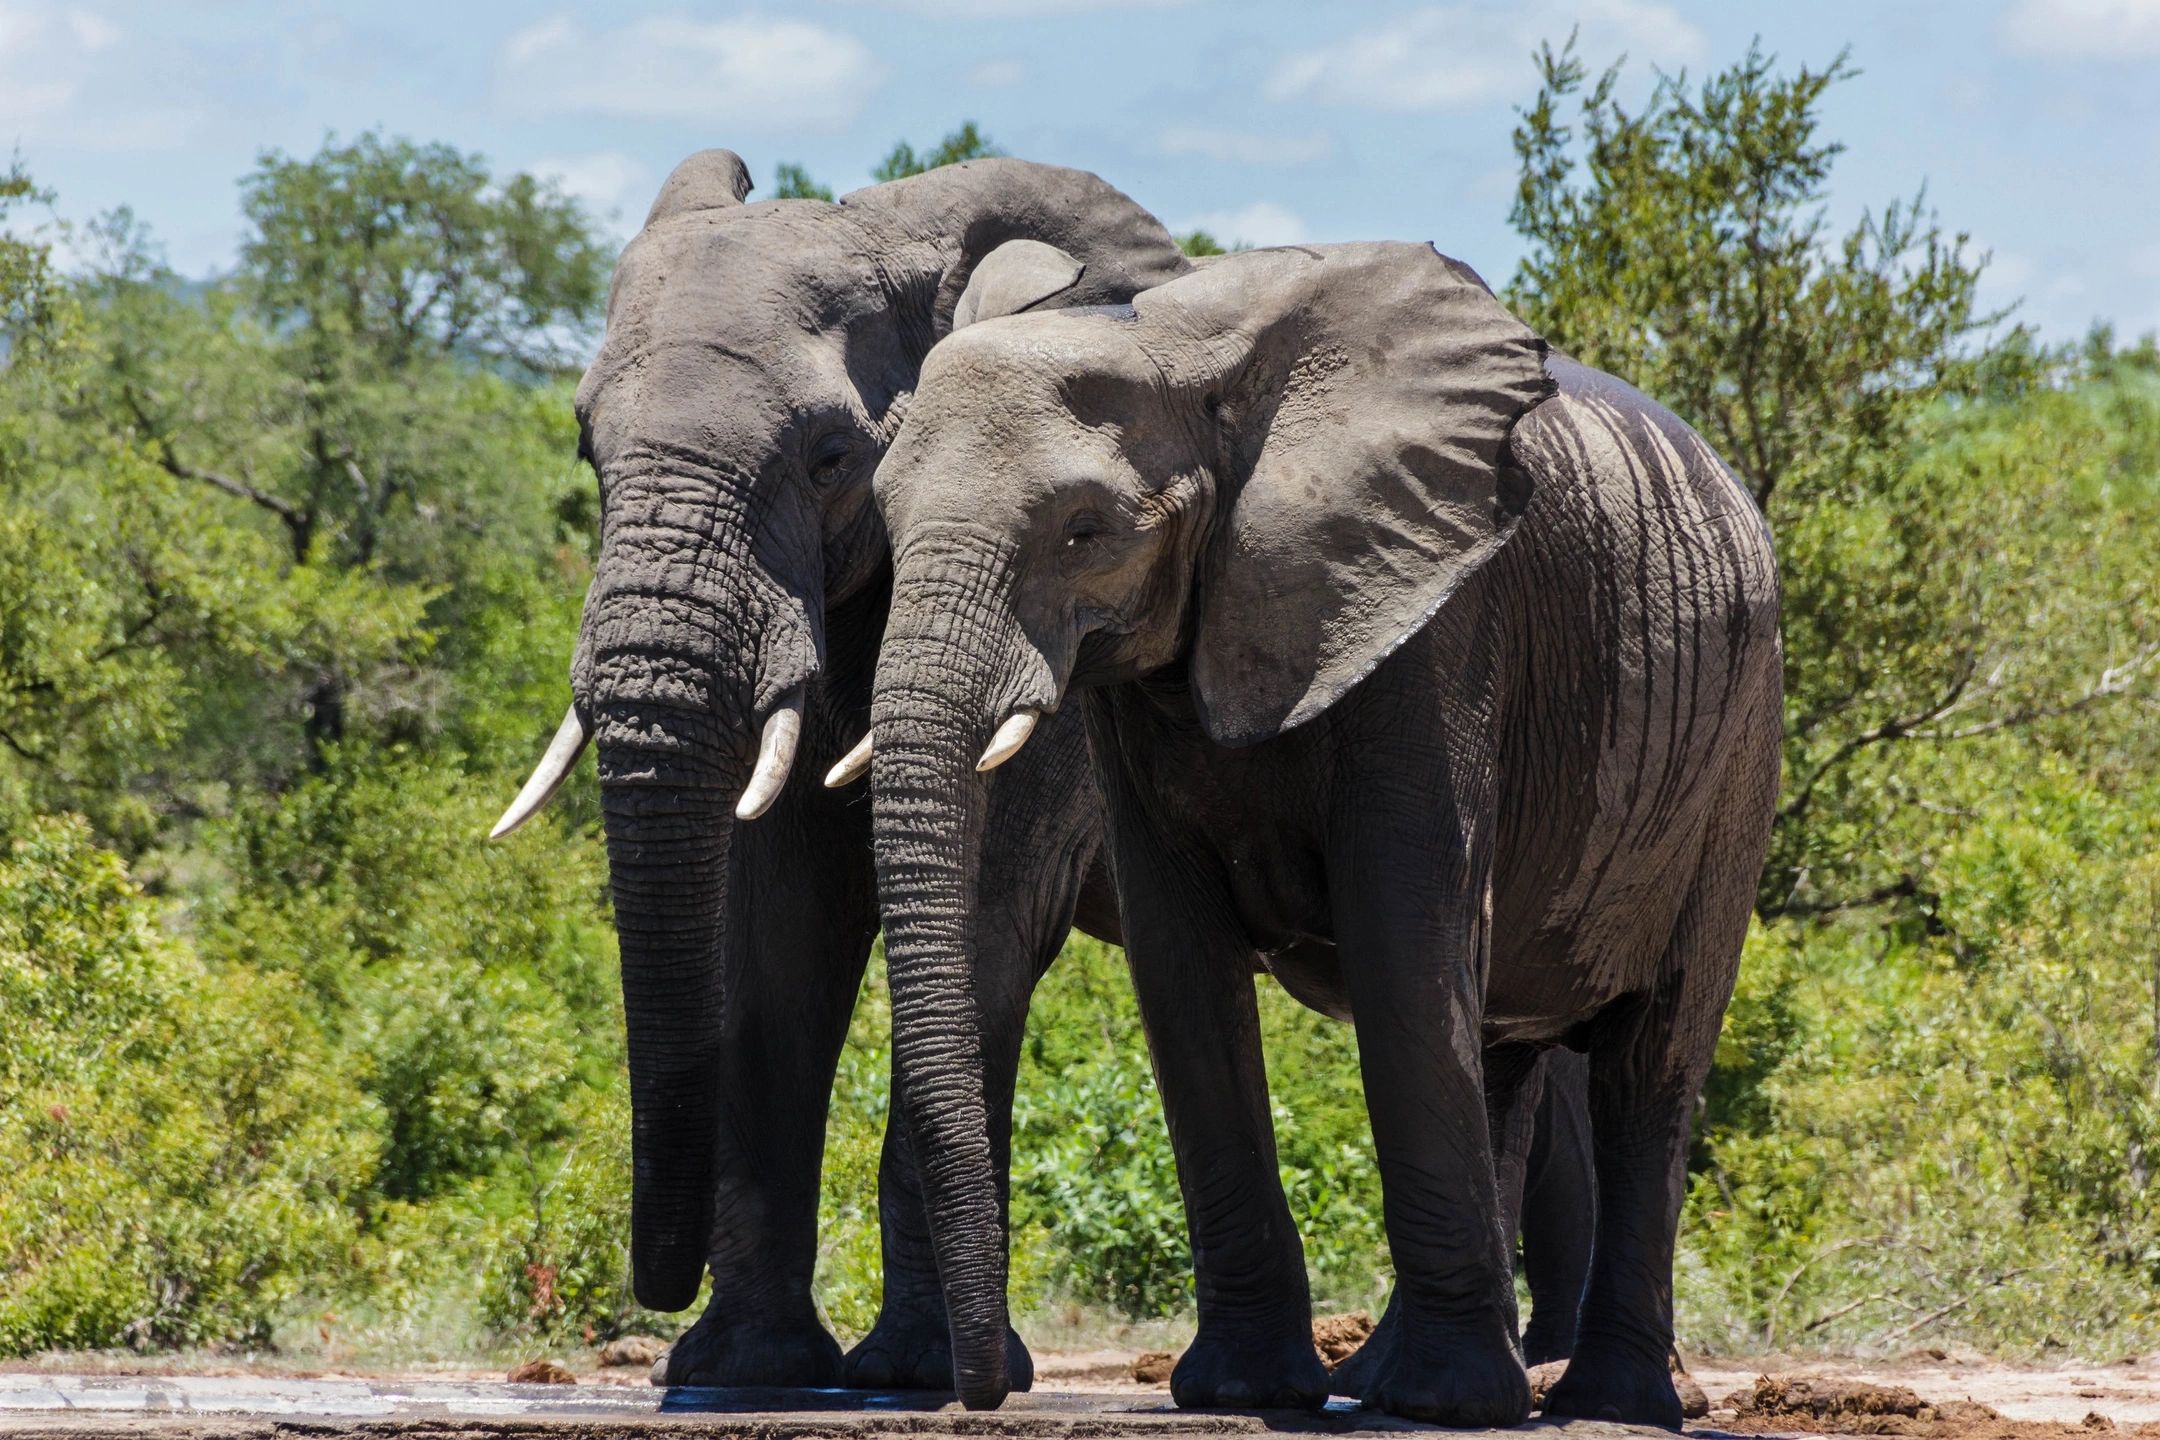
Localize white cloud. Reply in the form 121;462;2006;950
63;8;116;50
0;3;197;150
1171;201;1309;248
535;151;651;228
838;0;1192;14
969;57;1024;87
1268;0;1706;112
1999;0;2160;59
1158;126;1334;166
499;13;881;130
0;5;111;126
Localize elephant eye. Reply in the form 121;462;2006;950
806;434;857;488
1063;513;1112;552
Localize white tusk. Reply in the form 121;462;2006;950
735;696;803;820
824;731;874;788
975;709;1038;773
490;705;591;840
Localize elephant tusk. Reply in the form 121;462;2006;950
490;705;591;840
735;695;804;820
824;731;874;788
975;709;1038;773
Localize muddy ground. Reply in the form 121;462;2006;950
12;1344;2160;1440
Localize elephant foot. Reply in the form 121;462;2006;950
1358;1321;1530;1428
1520;1317;1577;1368
658;1308;843;1388
1172;1327;1329;1411
842;1305;1034;1393
1541;1344;1682;1430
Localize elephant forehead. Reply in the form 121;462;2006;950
919;318;1149;419
607;211;887;353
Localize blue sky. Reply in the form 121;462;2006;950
3;0;2157;341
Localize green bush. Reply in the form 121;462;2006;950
0;816;376;1352
202;749;617;1204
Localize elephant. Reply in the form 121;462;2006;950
850;239;1782;1425
490;151;1598;1393
490;150;1194;1390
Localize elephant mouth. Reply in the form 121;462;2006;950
491;689;803;833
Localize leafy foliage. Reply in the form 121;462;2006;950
768;122;1004;207
239;132;608;376
0;817;375;1351
770;163;835;203
872;121;1004;183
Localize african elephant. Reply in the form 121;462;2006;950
490;152;1192;1390
852;240;1782;1425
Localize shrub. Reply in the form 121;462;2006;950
0;816;376;1352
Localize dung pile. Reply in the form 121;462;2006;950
1312;1312;1376;1366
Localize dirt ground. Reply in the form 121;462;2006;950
15;1345;2160;1439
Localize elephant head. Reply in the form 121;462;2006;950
489;154;1186;1317
858;241;1551;1406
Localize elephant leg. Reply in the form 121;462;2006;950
662;791;879;1388
1486;1043;1544;1266
1519;1048;1594;1366
846;710;1099;1392
1330;1040;1539;1402
1116;844;1326;1409
1542;830;1759;1428
1330;787;1529;1428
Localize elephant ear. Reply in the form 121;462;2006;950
643;149;754;225
1137;242;1553;747
952;239;1086;329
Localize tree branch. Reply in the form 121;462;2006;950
1778;653;1976;826
0;723;49;763
1869;1266;2041;1346
1907;645;2159;742
159;453;305;527
1768;874;1925;921
121;384;313;548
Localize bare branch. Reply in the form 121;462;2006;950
1908;646;2160;742
1803;1291;1898;1333
1769;874;1923;921
1765;1238;1871;1346
1870;1266;2041;1345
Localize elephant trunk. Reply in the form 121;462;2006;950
870;588;1037;1411
598;746;734;1311
575;456;825;1312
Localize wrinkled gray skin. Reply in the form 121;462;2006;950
864;241;1782;1424
552;152;1194;1390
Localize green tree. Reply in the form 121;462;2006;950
0;181;316;841
52;136;602;784
767;124;1005;207
1505;40;2151;920
872;120;1004;182
1503;42;2160;1355
769;162;834;202
239;132;608;376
